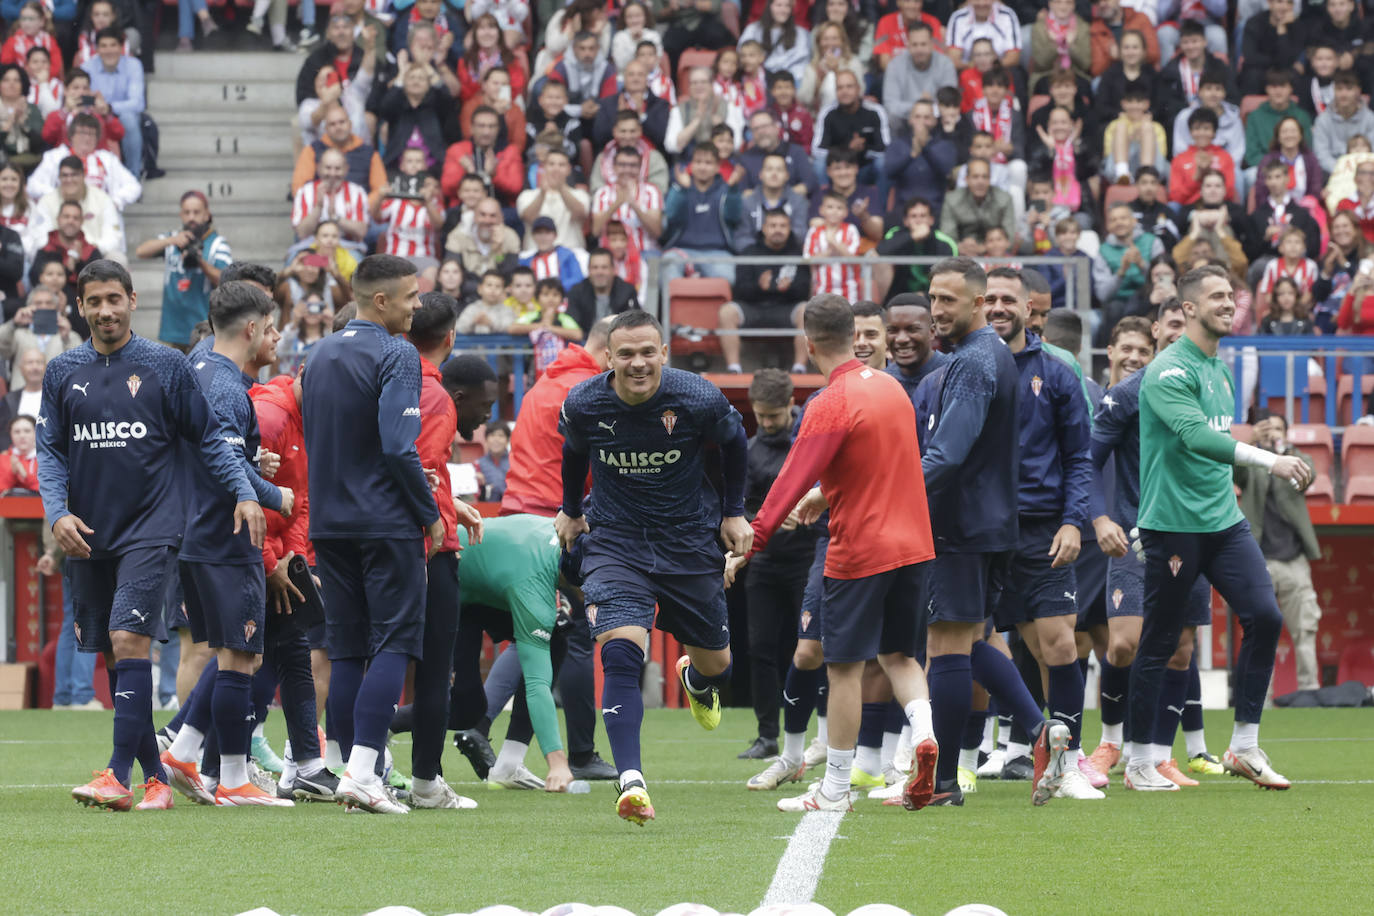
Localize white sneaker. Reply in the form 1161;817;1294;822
803;736;827;768
1032;721;1073;806
976;748;1005;779
1223;746;1290;790
1051;765;1106;800
892;732;914;774
867;780;905;800
487;764;545;790
337;772;410;813
247;761;277;794
747;757;805;791
411;779;478;809
1123;760;1180;791
777;786;852;812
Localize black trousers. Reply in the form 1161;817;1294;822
449;602;569;742
412;551;460;781
745;559;806;740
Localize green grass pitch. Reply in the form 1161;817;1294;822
1;707;1370;916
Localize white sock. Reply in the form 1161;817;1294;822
958;747;980;771
1007;741;1031;761
1230;721;1259;751
781;731;805;768
816;716;828;746
221;754;249;789
821;746;853;800
880;731;899;771
324;739;343;770
252;722;265;739
1148;743;1170;765
1101;722;1123;746
903;698;933;742
167;724;205;763
855;744;880;776
203;774;218;795
726;363;742;373
251;0;270;18
619;767;645;788
1184;729;1209;758
347;745;379;781
412;775;439;794
493;739;528;774
297;757;324;777
1115;161;1131;179
280;743;297;788
980;717;995;753
1122;741;1137;764
270;22;287;43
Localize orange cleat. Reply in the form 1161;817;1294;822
901;738;939;811
215;782;295;807
135;777;175;810
72;769;133;811
1087;742;1121;776
1157;759;1199;787
160;750;216;805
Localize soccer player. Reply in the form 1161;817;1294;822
982;268;1101;802
735;293;938;814
407;295;493;809
1126;265;1311;792
555;309;751;825
919;256;1059;808
303;254;441;814
883;293;950;405
41;260;265;810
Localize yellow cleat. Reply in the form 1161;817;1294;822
1188;751;1226;775
675;655;721;730
616;783;655;825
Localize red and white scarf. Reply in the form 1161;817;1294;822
1281;153;1308;197
1269;194;1292;230
1310;77;1333;115
1045;14;1076;72
1179;58;1201;103
739;70;767;116
971;97;1012;163
1052;139;1080;210
410;5;450;40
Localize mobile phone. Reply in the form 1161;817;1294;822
80;94;95;106
302;253;330;269
32;308;57;335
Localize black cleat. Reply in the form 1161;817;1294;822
292;768;340;802
1001;754;1034;781
737;737;779;760
453;728;496;779
928;780;964;806
569;752;619;781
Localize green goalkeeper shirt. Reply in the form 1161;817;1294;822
1138;334;1245;533
457;514;563;756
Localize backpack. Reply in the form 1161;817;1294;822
140;112;163;180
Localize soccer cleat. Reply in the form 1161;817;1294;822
570;752;620;781
1031;720;1053;791
1078;753;1109;789
848;767;885;791
276;781;295;801
248;761;278;794
777;786;852;813
1123;760;1181;791
1223;747;1290;790
892;731;914;775
215;782;295;807
956;766;978;794
675;655;722;730
411;779;478;809
1000;754;1034;780
72;769;133;811
1052;765;1106;800
747;757;806;791
616;781;655;825
452;729;496;779
976;748;1005;779
901;738;940;811
894;779;962;807
1087;741;1121;777
291;768;341;802
1188;751;1226;775
135;777;174;810
160;750;216;805
155;726;176;756
487;764;546;790
1032;721;1071;806
867;779;906;800
737;736;778;759
803;736;827;768
1156;759;1199;787
337;771;410;813
250;735;285;775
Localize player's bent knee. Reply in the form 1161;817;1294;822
109;629;151;660
684;644;731;676
793;640;824;669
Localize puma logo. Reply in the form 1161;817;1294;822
1167;705;1185;716
114;690;133;699
35;415;46;426
71;382;90;396
782;692;798;706
602;705;623;715
1063;591;1077;604
1101;693;1123;703
597;420;616;434
128;608;147;623
1053;711;1082;723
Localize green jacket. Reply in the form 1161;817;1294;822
1244;102;1313;169
1234;448;1321;561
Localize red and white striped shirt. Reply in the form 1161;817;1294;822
1259;256;1319;295
526;249;562;281
592;181;663;253
378;197;435;259
647;67;676;106
292;179;368;234
804;222;861;300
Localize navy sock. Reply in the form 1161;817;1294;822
928;653;972;784
782;664;822;734
108;659;152;788
1078;656;1089;679
961;708;989;751
106;662;118;700
138;725;166;783
683;659;732;693
883;699;907;733
251;654;279;730
202;727;220;779
970;641;1043;739
1048;662;1086;750
1098;660;1129;729
1182;657;1205;733
212;670;254;780
180;658;217;734
858;702;885;749
353;651;408;752
327;658;364;755
600;639;645;776
1153;667;1189;752
815;670;828;718
1010;719;1029;747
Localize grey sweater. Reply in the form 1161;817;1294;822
882;53;959;125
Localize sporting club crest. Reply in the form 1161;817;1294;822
127;374;142;398
1030;375;1043;397
73;622;82;644
1111;588;1123;610
1169;555;1183;577
661;409;677;435
800;611;812;632
243;620;257;642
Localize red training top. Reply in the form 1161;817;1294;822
418;356;460;554
251;375;313;572
750;359;935;579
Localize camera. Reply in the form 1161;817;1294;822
180;220;208;268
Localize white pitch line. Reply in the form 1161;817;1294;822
762;809;845;906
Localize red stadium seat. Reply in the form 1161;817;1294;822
1102;183;1138;224
676;48;719;98
1335;638;1374;686
1239;95;1267;125
1305;473;1335;505
1336;374;1374;423
1341;424;1374;482
1343;474;1374;504
1290;424;1334;478
668;277;732;362
1264;382;1327;424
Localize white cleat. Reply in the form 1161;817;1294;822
336;772;410;813
1223;746;1291;790
411;779;478;809
867;779;906;800
1050;765;1106;800
1123;760;1181;791
777;786;852;813
976;748;1006;779
747;757;806;791
803;736;827;768
892;732;914;775
1032;721;1073;806
487;764;546;790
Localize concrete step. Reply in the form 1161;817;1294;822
155;52;305;84
159;154;297;173
137;171;292;207
123;219;297;257
148;80;297;116
159;124;298;159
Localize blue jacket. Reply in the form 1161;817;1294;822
882;130;958;217
4;0;74;21
661;177;742;252
1011;332;1093;528
519;246;585;290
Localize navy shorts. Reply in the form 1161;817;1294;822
579;525;729;651
69;546;175;653
926;550;1010;625
315;537;427;660
180;560;267;654
1074;541;1109;631
162;564;189;631
993;517;1080;631
820;562;927;663
1109;547;1213;626
797;533;829;642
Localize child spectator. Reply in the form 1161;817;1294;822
739;0;811;83
933;84;963;142
1131;167;1181;249
525;80;580;161
1029;105;1094;221
804;189;860;300
1021;171;1068;254
513;277;581;374
1104;85;1166;184
456;269;517;334
23;47;60;118
602;220;642;293
711;122;743;185
1092;25;1159;121
1172;68;1246;192
475;420;512;502
1042;216;1091;307
1258;226;1319;315
767;71;813;151
712;46;746;118
1259;276;1316;335
963;66;1026;201
278;295;333;376
520;215;586;288
0;413;37;492
1251;159;1323;262
982;225;1017;267
736;40;768;118
1;3;63;75
1297;43;1339;121
1170;109;1237;205
374;149;444;264
1029;67;1097;143
504;265;536;315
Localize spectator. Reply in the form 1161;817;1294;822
654;0;735;76
1256;226;1319;314
1155;0;1229;64
175;0;219;51
1338;270;1374;335
535;0;611;78
589;110;670;195
738;108;816;200
1297;42;1339;122
1;3;64;74
590;58;669;152
291;147;368;245
1239;0;1304;97
736;151;809;249
475;421;511;502
374;151;444;267
1029;0;1091;88
42;69;125;154
1094;202;1164;321
134;190;232;350
335;0;390;69
733;39;769;119
520;215;585;288
447;196;522;279
390;0;462;54
610;2;662;70
85;27;143;174
26;112;140;209
384;20;461;100
1028;106;1096;227
739;0;809;83
1158;20;1237;130
1093;30;1160;129
882;20;958;126
799;21;866;116
504;264;537;315
525;79;581;163
296;16;364;139
0;347;44;446
0;414;37;491
959;66;1024;198
812;69;888;176
279;245;350;314
1312;210;1369;331
882;99;956;217
546;30;617;143
767;71;813;151
1235;412;1323;692
1172;68;1245;192
939;156;1014;255
456;269;517;333
874;197;955;304
638;39;677;106
590;145;664;255
0;64;42;171
1251;160;1323;264
29;200;101;319
278;296;333;376
1130;166;1180;249
0;287;82;386
1246;70;1314;178
24;46;62;118
1258;276;1315;334
874;0;944;72
516;149;590;251
440;104;523;206
660;144;743;294
814;0;873;63
811;147;883;242
945;0;1021;69
1089;0;1160;77
1038;216;1092;308
292;102;388;211
513;277;582;373
721;208;810;373
565;247;640;331
1104;85;1167;184
803;188;861;304
666;66;743;157
73;0;136;70
376;64;459;170
1177;170;1255;266
1170;110;1237;206
1313;69;1374;174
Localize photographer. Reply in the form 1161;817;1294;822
134;189;232;351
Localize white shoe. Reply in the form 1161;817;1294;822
75;699;105;710
747;757;805;791
1223;746;1290;790
1032;721;1073;806
803;736;827;768
867;779;905;800
247;761;277;794
411;779;478;809
777;786;852;812
892;732;914;774
1051;765;1106;800
1123;760;1180;791
976;748;1005;778
487;764;545;790
880;764;905;786
337;772;410;813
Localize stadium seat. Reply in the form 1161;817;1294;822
1342;424;1374;484
668;277;731;363
1264;383;1327;424
1305;473;1335;505
455;424;485;463
1027;94;1050;120
1102;183;1138;224
1336;638;1374;686
676;48;718;97
1342;474;1374;504
1260;357;1324;422
1336;374;1374;423
1239;95;1267;124
1290;424;1334;479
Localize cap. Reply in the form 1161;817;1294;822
531;216;557;234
